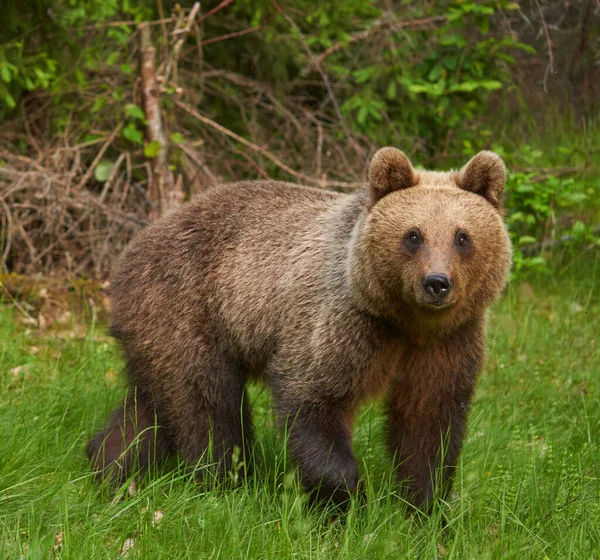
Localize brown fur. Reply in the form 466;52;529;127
86;147;511;509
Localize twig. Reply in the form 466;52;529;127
73;124;122;192
201;26;261;46
196;69;306;136
173;98;363;189
99;153;126;203
315;118;323;177
164;2;201;84
140;24;180;216
0;198;12;270
196;0;235;24
233;148;272;180
156;0;170;64
178;143;219;185
533;0;554;93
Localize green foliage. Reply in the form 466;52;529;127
492;129;600;276
331;0;535;151
0;1;151;116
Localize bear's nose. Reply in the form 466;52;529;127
423;274;451;299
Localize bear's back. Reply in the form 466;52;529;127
109;181;353;371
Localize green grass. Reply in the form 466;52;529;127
1;257;599;559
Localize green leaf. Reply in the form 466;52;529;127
518;235;537;245
91;97;106;113
94;160;114;182
3;92;16;109
386;81;397;100
516;184;535;193
572;221;585;238
480;80;503;90
170;132;185;144
106;52;120;65
0;64;12;83
120;64;133;75
353;66;376;84
449;82;480;93
125;103;146;121
144;140;162;158
123;123;143;145
428;65;442;82
527;256;546;267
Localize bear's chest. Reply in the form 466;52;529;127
351;339;405;403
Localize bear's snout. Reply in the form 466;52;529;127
422;274;452;306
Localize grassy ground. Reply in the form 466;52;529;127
0;256;599;559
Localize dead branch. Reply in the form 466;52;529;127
74;124;122;192
164;2;201;85
201;26;261;46
196;0;235;24
172;98;363;189
178;142;219;186
269;0;365;159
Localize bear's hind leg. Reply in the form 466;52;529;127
86;389;174;487
171;355;253;484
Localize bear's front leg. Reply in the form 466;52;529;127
387;321;485;510
278;398;359;507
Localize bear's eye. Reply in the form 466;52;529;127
456;232;469;247
408;231;420;244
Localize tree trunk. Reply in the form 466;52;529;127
140;24;182;218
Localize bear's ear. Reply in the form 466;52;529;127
457;151;507;209
368;147;418;203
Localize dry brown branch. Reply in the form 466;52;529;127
197;69;306;137
178;142;219;186
173;98;363;189
201;26;261;46
74;124;122;192
269;0;365;159
163;2;201;85
233;148;272;180
196;0;235;24
1;148;148;279
0;198;12;270
156;0;170;63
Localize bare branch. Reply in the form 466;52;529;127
173;98;363;189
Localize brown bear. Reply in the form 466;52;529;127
86;147;511;509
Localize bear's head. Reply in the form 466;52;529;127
350;147;512;333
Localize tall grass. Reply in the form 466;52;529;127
0;256;598;558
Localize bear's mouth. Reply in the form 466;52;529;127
416;293;456;311
423;300;454;310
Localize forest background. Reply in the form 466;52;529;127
0;0;598;280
